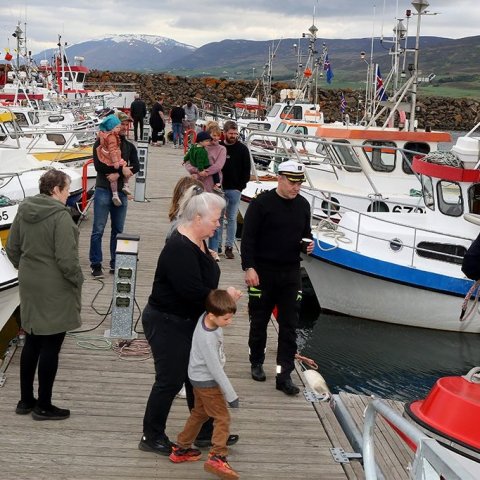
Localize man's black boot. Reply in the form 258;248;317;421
251;364;266;382
276;377;300;396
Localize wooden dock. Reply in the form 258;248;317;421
0;141;414;479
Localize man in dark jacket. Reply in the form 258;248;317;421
211;120;250;258
241;160;313;396
130;94;147;142
89;111;140;278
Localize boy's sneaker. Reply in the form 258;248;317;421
204;454;239;480
225;247;235;259
91;265;104;279
32;404;70;421
169;445;202;463
112;193;122;207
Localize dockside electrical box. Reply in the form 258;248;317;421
134;142;149;202
105;233;140;340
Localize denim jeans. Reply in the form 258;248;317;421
172;123;183;146
89;187;127;269
209;189;241;251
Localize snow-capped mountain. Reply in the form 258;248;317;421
33;34;196;71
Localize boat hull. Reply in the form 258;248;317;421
302;253;479;333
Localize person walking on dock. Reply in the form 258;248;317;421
169;289;240;480
149;95;166;146
211;120;250;259
241;160;314;396
6;169;84;420
89;111;140;279
170;101;186;148
130;93;147;142
183;99;199;131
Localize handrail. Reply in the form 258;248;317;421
363;398;477;480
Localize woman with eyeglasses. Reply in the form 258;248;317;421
139;187;241;456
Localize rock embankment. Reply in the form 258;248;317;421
86;71;479;131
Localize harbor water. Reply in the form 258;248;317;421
297;297;480;402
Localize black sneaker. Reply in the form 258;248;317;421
91;265;104;279
15;399;36;415
32;404;70;421
225;247;234;259
139;435;173;456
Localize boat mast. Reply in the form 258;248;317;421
409;0;429;131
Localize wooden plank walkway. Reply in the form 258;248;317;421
0;142;356;479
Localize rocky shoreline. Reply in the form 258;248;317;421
86;71;479;131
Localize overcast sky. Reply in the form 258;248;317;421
1;0;478;54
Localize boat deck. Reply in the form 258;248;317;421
0;141;413;479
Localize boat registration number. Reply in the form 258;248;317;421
392;205;425;213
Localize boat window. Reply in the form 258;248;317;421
3;121;22;139
276;123;287;133
246;122;270;131
403;142;430;174
468;184;480;214
267;104;281;117
437;180;463;217
288;126;308;136
28;112;39;125
14;112;28;127
416;242;466;265
329;140;361;172
362;141;396;172
421;176;435;210
77;73;85;83
280;106;302;120
46;133;66;145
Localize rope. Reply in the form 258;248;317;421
111;339;151;361
423;151;463;168
295;353;319;370
314;219;352;251
66;333;112;350
459;280;480;322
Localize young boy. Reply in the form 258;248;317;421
184;131;223;194
169;289;240;480
96;114;132;206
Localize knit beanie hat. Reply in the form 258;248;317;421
99;114;121;132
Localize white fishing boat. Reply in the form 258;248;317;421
302;124;480;332
0;240;19;335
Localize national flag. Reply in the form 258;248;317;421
376;65;388;101
340;93;347;113
323;54;334;84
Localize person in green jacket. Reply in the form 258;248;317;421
6;169;84;421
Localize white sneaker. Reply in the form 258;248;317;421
176;385;187;399
112;193;122;207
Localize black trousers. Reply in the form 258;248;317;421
142;305;213;441
20;331;66;408
133;118;143;141
248;266;301;380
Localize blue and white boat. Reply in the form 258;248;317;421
302;125;480;333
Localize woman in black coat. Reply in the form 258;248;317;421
149;96;165;146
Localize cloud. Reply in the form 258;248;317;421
0;0;478;55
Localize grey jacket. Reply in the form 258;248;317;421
6;194;84;334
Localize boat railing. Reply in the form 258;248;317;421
306;189;472;268
244;129;425;194
363;398;477;480
194;97;237;123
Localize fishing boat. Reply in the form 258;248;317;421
0;239;19;336
302;124;480;332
